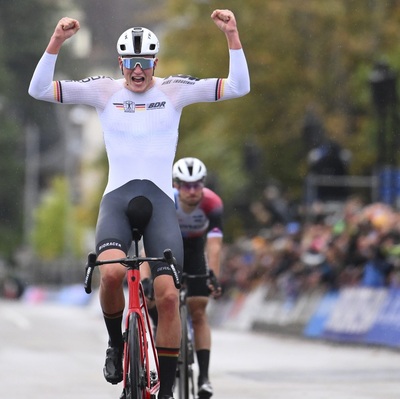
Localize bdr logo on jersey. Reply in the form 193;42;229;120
147;101;166;110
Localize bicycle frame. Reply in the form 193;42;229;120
84;195;181;399
176;284;195;399
84;249;180;399
124;263;160;398
175;273;209;399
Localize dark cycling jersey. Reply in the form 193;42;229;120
174;187;223;296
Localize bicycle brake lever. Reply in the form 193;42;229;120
84;252;97;294
163;249;181;290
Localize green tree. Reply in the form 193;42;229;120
160;0;400;227
31;176;84;260
0;0;67;260
0;1;81;261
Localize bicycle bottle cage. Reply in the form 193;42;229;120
127;196;153;241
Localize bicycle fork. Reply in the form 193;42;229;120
123;267;160;399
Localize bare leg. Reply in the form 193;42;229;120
154;274;181;398
98;248;126;315
188;296;210;350
98;249;126;384
189;296;213;394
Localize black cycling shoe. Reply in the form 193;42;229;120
197;380;213;399
159;396;174;399
103;342;123;384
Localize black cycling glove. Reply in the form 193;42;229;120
207;270;222;298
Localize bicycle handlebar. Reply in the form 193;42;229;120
180;270;222;299
84;252;97;293
84;249;181;294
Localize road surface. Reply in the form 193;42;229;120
0;297;399;399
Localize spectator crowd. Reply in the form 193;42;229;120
220;196;400;301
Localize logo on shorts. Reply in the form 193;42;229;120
98;241;122;251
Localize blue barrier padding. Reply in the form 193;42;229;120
365;288;400;348
304;287;400;349
303;291;339;337
57;284;91;306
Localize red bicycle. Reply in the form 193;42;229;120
84;196;181;399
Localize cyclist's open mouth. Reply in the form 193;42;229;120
132;76;145;83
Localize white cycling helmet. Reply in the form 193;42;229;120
173;157;207;183
117;27;159;56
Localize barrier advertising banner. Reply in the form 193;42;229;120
304;287;400;349
365;289;400;348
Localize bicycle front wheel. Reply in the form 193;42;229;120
126;312;145;399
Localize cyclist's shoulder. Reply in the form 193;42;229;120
63;75;123;95
203;187;222;202
67;75;119;85
156;74;216;93
200;188;223;212
159;74;201;86
173;187;179;208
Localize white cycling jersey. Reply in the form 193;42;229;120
29;49;250;200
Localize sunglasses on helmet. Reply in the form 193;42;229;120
122;57;155;70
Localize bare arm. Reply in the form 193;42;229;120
206;236;222;276
211;9;242;50
206;236;223;298
46;17;80;54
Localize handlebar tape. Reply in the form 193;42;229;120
84;252;97;294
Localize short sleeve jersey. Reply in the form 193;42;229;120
174;187;223;240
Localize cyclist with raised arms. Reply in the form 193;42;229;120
173;157;223;399
29;9;249;399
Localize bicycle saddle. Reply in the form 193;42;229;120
127;196;153;241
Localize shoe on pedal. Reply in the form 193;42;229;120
103;342;123;384
197;381;213;399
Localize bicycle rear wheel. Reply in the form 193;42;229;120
176;305;195;399
125;312;145;399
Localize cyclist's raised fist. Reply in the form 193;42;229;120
54;17;80;40
211;9;237;33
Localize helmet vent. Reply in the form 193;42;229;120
132;31;143;54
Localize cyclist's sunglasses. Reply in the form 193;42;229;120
179;182;204;191
122;57;155;70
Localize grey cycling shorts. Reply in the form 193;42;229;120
95;179;183;279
